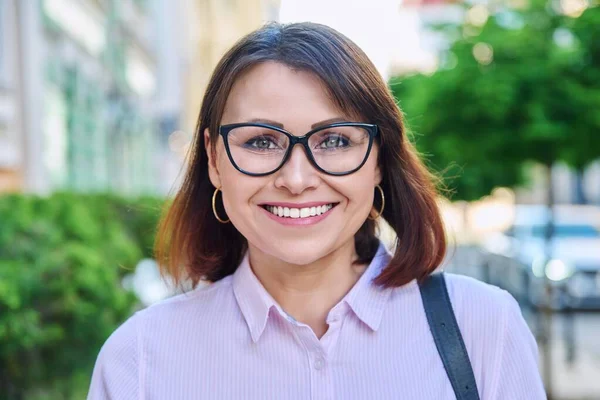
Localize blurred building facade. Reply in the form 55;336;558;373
182;0;280;135
0;0;20;192
0;0;189;195
515;161;600;205
388;0;461;77
0;0;280;195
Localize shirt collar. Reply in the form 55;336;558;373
232;241;393;343
343;242;393;331
232;252;277;343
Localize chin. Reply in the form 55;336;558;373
260;238;336;266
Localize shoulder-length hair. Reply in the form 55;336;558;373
155;22;446;289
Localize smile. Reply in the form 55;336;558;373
262;203;336;219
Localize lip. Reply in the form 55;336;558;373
259;203;338;226
259;201;337;208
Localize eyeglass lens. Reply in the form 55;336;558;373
226;125;372;174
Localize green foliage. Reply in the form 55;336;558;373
0;192;164;399
390;0;600;201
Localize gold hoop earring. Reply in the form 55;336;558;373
212;186;230;223
368;184;385;220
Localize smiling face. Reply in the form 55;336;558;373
206;61;381;266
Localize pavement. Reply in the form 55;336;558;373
443;247;600;400
533;313;600;400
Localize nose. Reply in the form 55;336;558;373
273;144;320;195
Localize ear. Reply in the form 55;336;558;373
204;128;222;189
374;163;382;186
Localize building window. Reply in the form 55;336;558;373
0;0;5;82
42;0;106;57
133;0;149;13
43;83;69;188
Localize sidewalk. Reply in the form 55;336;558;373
525;309;600;400
547;338;600;400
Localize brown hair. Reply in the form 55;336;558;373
155;22;446;289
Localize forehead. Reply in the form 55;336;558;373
221;61;347;127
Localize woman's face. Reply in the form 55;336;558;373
206;61;381;266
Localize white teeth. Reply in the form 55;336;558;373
265;204;335;219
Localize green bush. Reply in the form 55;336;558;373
0;192;164;399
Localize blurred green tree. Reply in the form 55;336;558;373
390;3;599;396
390;0;600;201
0;193;164;399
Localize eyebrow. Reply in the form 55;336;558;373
245;117;350;129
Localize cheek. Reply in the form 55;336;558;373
353;183;376;213
346;171;379;221
218;168;263;221
221;185;253;234
215;154;240;207
328;173;376;213
349;161;379;203
215;147;230;173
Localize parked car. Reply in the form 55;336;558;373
482;205;600;310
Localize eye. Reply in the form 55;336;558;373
318;133;350;149
245;136;279;150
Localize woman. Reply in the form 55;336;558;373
88;22;546;399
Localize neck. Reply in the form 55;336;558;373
248;240;368;338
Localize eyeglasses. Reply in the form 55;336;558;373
218;122;379;176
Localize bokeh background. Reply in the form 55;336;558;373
0;0;599;399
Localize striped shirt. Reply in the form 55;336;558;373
88;242;546;399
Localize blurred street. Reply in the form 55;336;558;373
445;245;600;400
543;312;600;400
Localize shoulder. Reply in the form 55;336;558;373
441;274;543;396
135;275;237;331
95;309;141;367
98;275;235;359
442;273;525;348
89;276;236;397
144;275;234;312
88;309;141;398
385;272;522;345
443;272;519;320
394;273;526;348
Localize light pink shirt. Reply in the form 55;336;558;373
88;243;546;399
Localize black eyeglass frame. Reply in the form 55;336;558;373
218;122;380;177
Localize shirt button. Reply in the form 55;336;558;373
314;357;325;370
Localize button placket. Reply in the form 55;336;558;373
313;356;325;370
310;352;330;400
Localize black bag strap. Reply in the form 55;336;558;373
418;273;480;400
